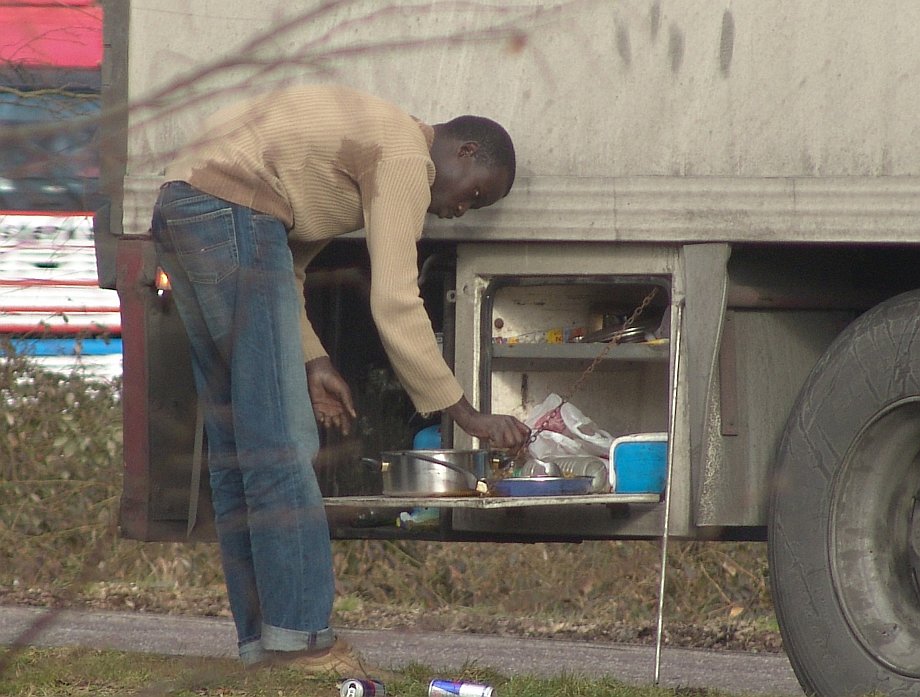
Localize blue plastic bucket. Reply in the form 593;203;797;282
412;425;442;450
611;434;668;494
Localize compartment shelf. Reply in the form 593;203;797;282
324;492;661;509
490;340;669;372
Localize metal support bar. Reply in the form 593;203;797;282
654;299;684;684
187;399;204;537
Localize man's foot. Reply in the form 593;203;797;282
270;638;396;681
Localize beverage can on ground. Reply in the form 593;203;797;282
428;679;494;696
339;678;386;697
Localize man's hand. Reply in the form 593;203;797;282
446;396;531;450
306;356;357;436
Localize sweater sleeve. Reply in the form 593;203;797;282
290;239;331;362
359;157;464;414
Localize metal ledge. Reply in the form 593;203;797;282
123;174;920;244
323;493;662;509
424;175;920;244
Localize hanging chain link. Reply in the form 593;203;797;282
511;285;661;461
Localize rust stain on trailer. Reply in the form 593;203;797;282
649;1;661;42
668;23;684;73
720;10;735;76
616;23;631;66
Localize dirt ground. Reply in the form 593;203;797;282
336;603;784;654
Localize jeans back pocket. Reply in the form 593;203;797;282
166;207;239;285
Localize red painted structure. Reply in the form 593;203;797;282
0;3;116;361
0;0;103;213
0;0;102;69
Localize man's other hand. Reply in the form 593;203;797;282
306;356;357;436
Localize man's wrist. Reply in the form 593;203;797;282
445;396;477;429
305;355;332;372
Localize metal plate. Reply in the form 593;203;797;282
491;476;594;497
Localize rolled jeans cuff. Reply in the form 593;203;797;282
239;638;269;667
262;624;336;653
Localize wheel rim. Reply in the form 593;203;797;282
831;397;920;676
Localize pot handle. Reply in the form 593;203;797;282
361;457;381;471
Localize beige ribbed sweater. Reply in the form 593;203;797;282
164;84;463;414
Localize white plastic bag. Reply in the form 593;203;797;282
524;393;614;460
559;402;613;457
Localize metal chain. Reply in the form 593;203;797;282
512;285;661;460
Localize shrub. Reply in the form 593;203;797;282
0;354;773;632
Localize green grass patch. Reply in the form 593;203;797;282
0;646;745;697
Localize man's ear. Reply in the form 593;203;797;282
458;141;480;158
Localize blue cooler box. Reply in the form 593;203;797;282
610;433;668;494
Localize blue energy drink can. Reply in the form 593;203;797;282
339;678;386;697
428;679;494;697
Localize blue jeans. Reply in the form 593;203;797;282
151;181;335;666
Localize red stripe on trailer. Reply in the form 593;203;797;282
0;323;120;335
0;211;95;217
0;306;121;313
0;279;102;287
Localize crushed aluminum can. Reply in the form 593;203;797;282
428;679;494;696
339;678;386;697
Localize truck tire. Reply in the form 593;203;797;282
769;290;920;697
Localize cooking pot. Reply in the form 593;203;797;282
364;449;488;496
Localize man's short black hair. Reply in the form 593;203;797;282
441;115;516;194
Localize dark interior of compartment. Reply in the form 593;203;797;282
303;239;455;496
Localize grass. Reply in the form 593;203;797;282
0;646;747;697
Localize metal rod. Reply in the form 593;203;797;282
654;299;683;685
187;399;204;537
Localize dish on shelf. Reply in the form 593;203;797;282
489;476;594;497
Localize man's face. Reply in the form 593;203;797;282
429;143;510;219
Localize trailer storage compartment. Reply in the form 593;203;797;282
447;242;689;540
480;275;671;441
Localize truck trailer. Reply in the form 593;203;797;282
95;2;920;695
